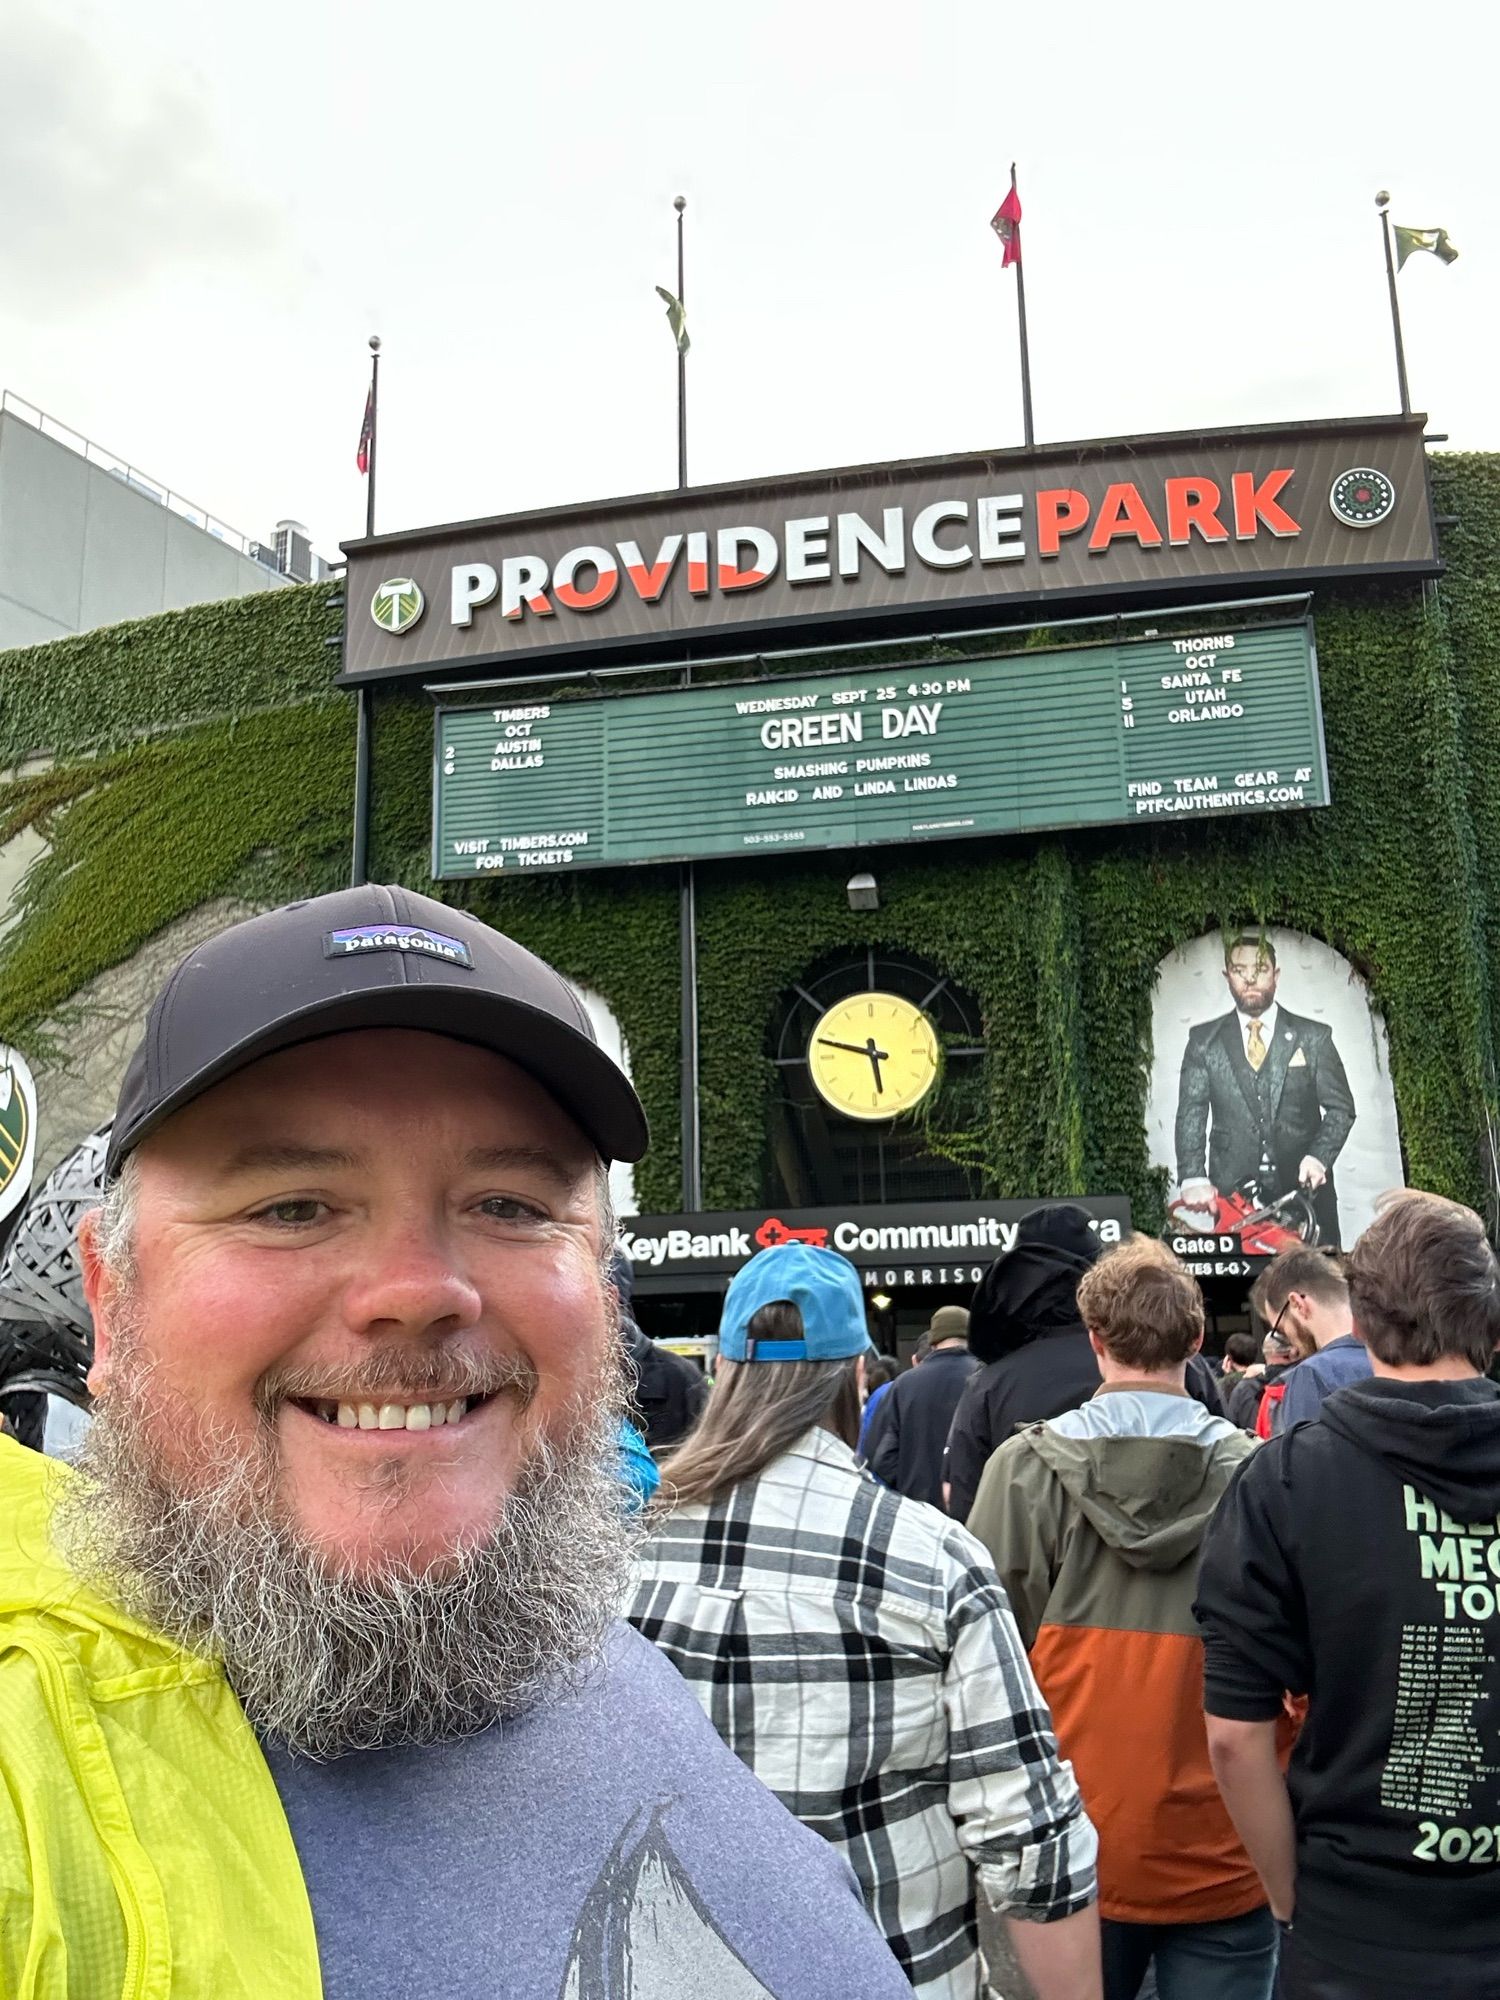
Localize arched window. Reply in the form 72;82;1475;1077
765;950;985;1207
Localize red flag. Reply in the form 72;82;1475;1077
356;387;374;474
990;177;1022;268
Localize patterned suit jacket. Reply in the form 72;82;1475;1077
1174;1006;1356;1200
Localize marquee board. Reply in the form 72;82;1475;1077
432;620;1327;877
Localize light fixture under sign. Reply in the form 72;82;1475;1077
871;1292;893;1311
846;871;879;913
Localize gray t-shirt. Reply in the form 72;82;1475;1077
261;1621;911;2000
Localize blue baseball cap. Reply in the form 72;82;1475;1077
719;1243;870;1362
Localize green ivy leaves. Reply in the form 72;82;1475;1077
2;487;1498;1231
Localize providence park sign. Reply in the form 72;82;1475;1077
342;416;1438;685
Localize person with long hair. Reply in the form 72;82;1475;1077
628;1242;1102;2000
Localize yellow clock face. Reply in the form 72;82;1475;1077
807;992;941;1122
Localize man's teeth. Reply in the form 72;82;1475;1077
317;1398;474;1430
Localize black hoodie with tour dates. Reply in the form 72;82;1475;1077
1195;1375;1500;1985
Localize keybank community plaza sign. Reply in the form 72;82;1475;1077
342;416;1438;685
620;1197;1133;1292
433;621;1327;876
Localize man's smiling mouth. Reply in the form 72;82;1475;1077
288;1392;498;1431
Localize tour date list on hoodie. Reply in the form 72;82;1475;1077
434;622;1327;878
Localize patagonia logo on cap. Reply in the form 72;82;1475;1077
323;925;474;967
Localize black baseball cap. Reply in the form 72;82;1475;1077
105;884;648;1177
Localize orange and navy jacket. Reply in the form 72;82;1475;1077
967;1384;1289;1925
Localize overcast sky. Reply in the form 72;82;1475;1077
1;0;1490;561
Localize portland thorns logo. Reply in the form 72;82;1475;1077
371;577;425;634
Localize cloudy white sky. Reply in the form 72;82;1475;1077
1;0;1490;561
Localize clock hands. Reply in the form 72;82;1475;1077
816;1035;890;1092
807;994;938;1122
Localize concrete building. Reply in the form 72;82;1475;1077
0;393;302;649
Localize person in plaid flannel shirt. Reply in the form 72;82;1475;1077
628;1242;1101;1999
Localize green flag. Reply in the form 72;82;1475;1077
1394;225;1459;270
655;285;690;355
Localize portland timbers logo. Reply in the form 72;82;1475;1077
1329;468;1396;529
0;1059;31;1219
371;576;425;634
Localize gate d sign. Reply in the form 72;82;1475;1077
371;577;425;634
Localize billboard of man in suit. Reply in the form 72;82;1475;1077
1174;934;1356;1246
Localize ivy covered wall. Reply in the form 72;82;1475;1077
2;455;1498;1225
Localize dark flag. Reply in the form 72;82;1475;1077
990;178;1022;268
989;165;1033;446
357;387;374;475
1375;192;1455;417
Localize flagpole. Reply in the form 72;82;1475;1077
1011;164;1035;449
351;333;381;889
674;195;688;489
672;194;702;1208
1375;191;1411;418
364;335;381;536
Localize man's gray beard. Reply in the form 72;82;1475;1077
53;1332;639;1762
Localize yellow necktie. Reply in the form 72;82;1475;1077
1247;1021;1267;1071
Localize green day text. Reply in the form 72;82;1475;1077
740;685;968;806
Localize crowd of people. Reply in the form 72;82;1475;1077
3;886;1500;2000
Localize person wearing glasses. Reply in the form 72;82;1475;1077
1246;1250;1369;1432
1226;1275;1321;1437
970;1236;1281;2000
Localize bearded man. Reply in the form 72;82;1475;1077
0;885;912;2000
1173;934;1355;1248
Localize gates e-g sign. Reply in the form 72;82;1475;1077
432;620;1327;877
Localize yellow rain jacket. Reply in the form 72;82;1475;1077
0;1435;322;1999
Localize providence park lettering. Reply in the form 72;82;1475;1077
444;471;1302;628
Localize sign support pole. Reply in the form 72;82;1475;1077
672;200;702;1208
1376;192;1411;418
351;335;381;888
